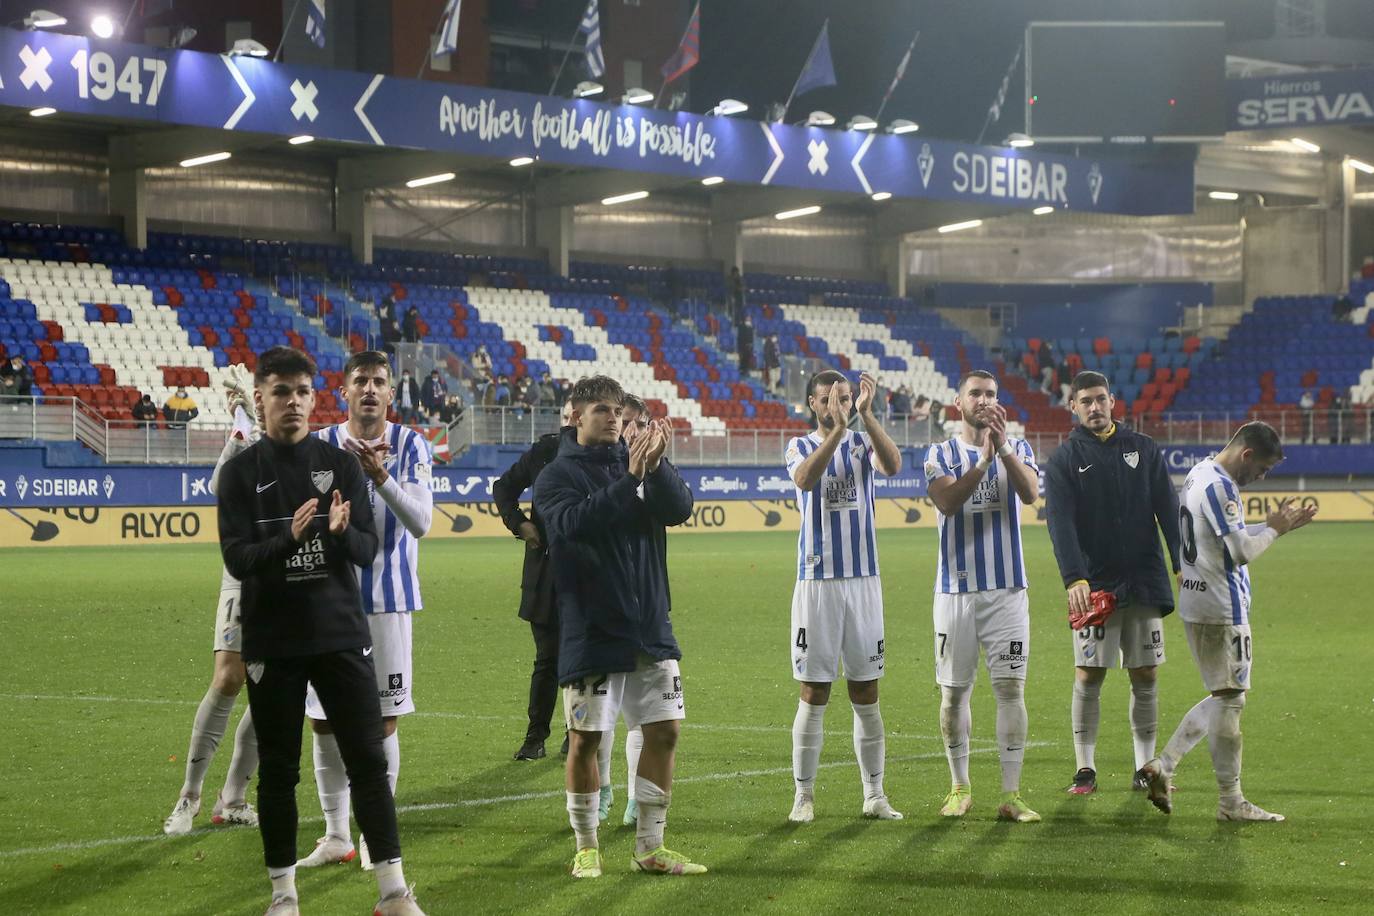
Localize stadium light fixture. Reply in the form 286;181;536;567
405;172;456;188
621;87;653;105
1208;190;1240;200
90;13;118;39
700;176;725;186
871;191;892;202
1289;137;1321;153
601;190;650;206
509;156;535;167
886;119;920;135
847;115;879;132
1353;191;1374;201
711;99;748;117
179;151;232;168
23;9;66;28
937;219;983;233
806;111;835;127
1005;133;1034;148
775;205;822;220
288;135;315;145
574;81;604;98
1032;206;1055;215
229;38;269;57
1349;158;1374;174
29;107;57;117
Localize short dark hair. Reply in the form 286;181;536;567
622;393;648;416
806;369;848;399
343;350;391;381
254;346;316;384
569;375;625;408
1230;420;1284;461
959;369;996;391
1072;371;1111;395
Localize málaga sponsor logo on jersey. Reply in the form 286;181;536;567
285;536;328;580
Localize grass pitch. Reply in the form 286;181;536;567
0;526;1370;914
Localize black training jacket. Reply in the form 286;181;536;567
1043;422;1181;613
217;435;378;660
492;430;562;625
532;428;693;684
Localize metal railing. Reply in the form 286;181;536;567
4;396;1371;467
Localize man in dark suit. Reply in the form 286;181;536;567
493;399;573;760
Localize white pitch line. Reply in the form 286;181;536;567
0;744;1050;860
1;693;976;743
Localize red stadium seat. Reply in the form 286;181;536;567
1135;352;1153;370
1182;336;1201;354
1093;337;1112;356
1153;367;1172;384
1174;367;1191;387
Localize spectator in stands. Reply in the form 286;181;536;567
1333;293;1355;324
539;372;559;406
1059;356;1075;407
738;315;756;377
523;376;546;410
162;387;199;428
472;344;494;383
1329;393;1347;444
439;395;464;426
889;385;912;421
132;393;159;423
494;375;512;407
1361;255;1374;279
763;334;781;391
728;266;744;324
402;306;421;344
421;370;448;419
1037;340;1055;394
395;369;422;424
1299;389;1316;443
911;394;931;422
1;354;33;398
378;296;401;351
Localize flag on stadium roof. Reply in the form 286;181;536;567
661;2;701;84
435;0;464;57
987;43;1023;124
878;30;920;115
305;0;327;49
792;20;837;99
579;0;605;79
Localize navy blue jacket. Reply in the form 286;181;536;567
1044;422;1181;613
532;428;693;684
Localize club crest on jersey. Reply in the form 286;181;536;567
311;469;334;493
1123;450;1139;469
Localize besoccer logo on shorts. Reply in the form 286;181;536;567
388;673;404;690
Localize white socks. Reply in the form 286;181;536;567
991;679;1028;793
1071;680;1102;771
940;685;972;787
792;700;826;797
1160;695;1215;775
221;707;258;807
268;864;296;899
566;791;599;850
634;776;669;855
1207;693;1246;802
625;727;644;800
181;688;236;798
1129;681;1159;770
851;701;886;801
313;732;351;840
598;722;616;789
383;731;400;796
374;858;407;899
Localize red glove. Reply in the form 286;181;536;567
1069;589;1117;630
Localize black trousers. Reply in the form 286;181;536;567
525;619;560;744
245;648;400;869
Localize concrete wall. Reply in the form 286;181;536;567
1242;207;1328;304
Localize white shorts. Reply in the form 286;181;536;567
306;612;414;719
933;588;1030;687
790;577;885;683
1185;621;1253;693
563;656;685;733
1072;604;1166;669
213;586;242;654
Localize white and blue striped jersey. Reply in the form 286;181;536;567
316;422;432;614
923;437;1036;593
1178;458;1251;626
785;429;880;580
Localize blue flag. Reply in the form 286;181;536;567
579;0;605;79
305;0;326;49
794;21;837;98
435;0;463;57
